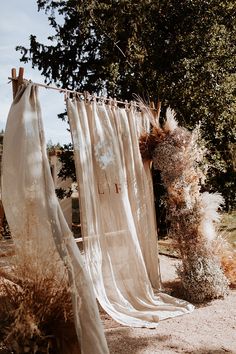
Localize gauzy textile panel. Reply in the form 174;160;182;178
67;98;194;328
2;83;109;354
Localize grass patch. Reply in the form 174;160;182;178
220;211;236;248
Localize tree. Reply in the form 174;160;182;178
17;0;236;209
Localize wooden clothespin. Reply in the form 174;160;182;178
11;67;24;99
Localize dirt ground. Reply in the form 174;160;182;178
102;255;236;354
0;244;235;354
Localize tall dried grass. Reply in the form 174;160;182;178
0;242;79;353
139;109;229;303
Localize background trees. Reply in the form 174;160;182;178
18;0;236;209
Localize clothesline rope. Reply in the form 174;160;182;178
8;76;158;111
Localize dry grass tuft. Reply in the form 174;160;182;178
0;243;79;354
139;127;165;161
221;249;236;288
213;236;236;288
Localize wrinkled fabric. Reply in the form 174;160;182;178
2;83;109;354
67;98;194;328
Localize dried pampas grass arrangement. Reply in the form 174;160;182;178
0;242;79;354
140;108;229;303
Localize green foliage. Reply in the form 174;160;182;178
47;143;76;199
17;0;236;209
220;211;236;247
55;143;75;199
57;144;76;182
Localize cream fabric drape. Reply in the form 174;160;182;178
2;83;109;354
67;98;194;328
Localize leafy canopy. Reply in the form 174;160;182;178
17;0;236;209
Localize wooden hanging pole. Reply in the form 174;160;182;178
11;67;24;99
9;67;158;112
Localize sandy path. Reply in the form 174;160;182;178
103;256;236;354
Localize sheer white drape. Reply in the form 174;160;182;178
67;98;194;328
2;83;109;354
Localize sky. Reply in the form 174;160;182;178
0;0;71;144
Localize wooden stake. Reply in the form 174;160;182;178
156;100;161;121
11;68;17;99
18;67;24;87
11;67;25;99
150;101;155;110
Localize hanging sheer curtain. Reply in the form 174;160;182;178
67;98;194;328
2;83;109;354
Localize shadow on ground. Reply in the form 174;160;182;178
106;326;171;353
184;349;233;354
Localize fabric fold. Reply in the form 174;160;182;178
67;98;194;328
2;83;109;354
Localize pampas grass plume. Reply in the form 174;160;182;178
198;192;224;242
163;108;178;133
201;192;224;222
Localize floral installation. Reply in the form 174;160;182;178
139;108;229;302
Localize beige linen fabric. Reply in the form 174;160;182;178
2;83;109;354
67;98;194;328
